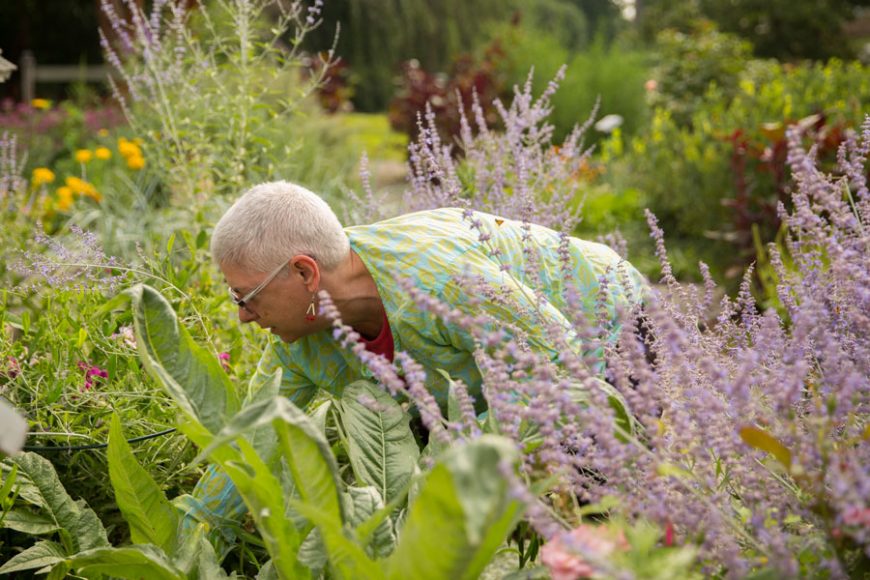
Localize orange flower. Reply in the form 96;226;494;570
95;147;112;160
75;149;93;164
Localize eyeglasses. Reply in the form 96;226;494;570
228;261;288;309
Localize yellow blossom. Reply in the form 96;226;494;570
98;128;109;137
75;149;93;164
117;137;142;159
126;154;145;171
64;176;100;201
56;186;74;211
31;98;51;110
31;167;55;187
95;147;112;160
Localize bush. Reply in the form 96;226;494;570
620;57;870;284
499;25;651;145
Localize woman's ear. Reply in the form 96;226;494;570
291;255;319;289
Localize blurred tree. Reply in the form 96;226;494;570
302;0;512;112
636;0;870;60
302;0;624;112
698;0;870;60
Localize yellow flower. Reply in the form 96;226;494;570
64;176;99;199
56;186;74;211
31;167;55;187
117;137;141;159
126;154;145;171
98;128;109;137
74;149;93;164
95;147;112;160
31;98;51;110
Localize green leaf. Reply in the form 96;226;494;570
1;509;60;535
181;407;309;580
0;540;66;574
127;284;240;434
68;545;185;580
344;486;395;558
108;414;178;555
738;426;792;469
272;403;344;526
291;500;383;580
386;436;524;580
337;381;419;505
7;453;109;553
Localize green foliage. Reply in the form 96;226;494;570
698;0;869;61
107;414;178;554
335;380;420;504
123;283;241;434
0;452;109;575
107;0;357;200
620;57;870;283
500;26;651;144
119;283;526;578
647;22;753;127
386;436;523;580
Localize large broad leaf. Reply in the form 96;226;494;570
68;545;185;580
126;284;240;433
107;414;178;555
0;539;66;574
178;419;308;580
344;486;396;559
385;436;525;580
202;396;345;526
1;509;60;535
7;453;109;553
291;500;384;580
172;522;231;579
337;381;419;505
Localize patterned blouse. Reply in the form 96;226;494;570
181;207;646;542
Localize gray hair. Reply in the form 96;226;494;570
211;181;350;272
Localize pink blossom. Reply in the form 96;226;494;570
218;352;231;372
644;79;658;92
541;524;629;580
2;356;20;379
78;361;109;391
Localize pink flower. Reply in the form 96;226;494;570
644;79;658;92
78;361;109;391
541;524;629;580
2;356;20;379
218;352;231;372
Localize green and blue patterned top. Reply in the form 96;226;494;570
180;207;646;546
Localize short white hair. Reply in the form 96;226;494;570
211;181;350;272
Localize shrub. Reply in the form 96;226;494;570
99;0;356;201
622;57;870;284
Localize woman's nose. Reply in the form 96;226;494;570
238;305;257;323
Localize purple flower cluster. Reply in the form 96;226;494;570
347;68;597;233
12;223;127;293
1;132;26;209
345;67;870;575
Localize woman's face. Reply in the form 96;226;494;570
222;259;322;343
